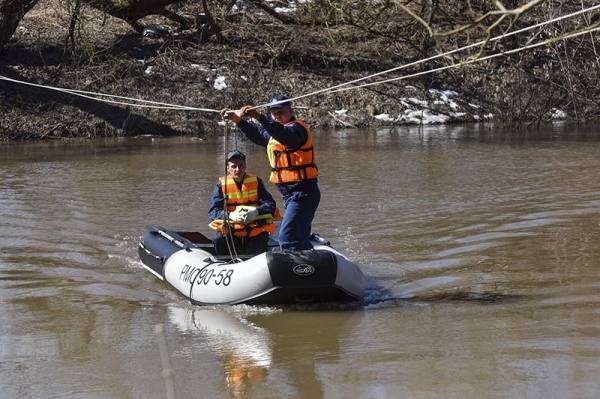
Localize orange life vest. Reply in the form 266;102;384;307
267;119;319;184
208;174;281;238
220;174;259;211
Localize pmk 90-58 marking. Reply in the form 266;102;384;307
180;265;234;286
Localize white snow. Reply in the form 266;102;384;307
376;109;452;125
273;0;310;13
190;64;209;71
214;76;227;90
430;89;459;110
551;108;567;120
419;110;451;124
407;97;428;106
335;109;348;115
349;86;497;125
374;113;394;122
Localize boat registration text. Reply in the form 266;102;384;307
180;264;234;287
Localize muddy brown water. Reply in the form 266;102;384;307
1;125;600;398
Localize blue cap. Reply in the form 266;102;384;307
267;95;292;111
226;150;246;161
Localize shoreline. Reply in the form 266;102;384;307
1;1;598;141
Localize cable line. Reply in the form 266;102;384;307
250;4;600;111
0;75;219;112
327;24;600;94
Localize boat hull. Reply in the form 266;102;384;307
138;226;364;305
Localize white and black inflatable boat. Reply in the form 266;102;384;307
138;226;365;305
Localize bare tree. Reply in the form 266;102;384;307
81;0;191;31
1;0;201;51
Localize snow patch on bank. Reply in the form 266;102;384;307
551;108;567;120
273;0;310;13
182;67;493;126
374;113;394;122
232;0;310;14
351;87;494;126
214;76;227;90
190;64;209;72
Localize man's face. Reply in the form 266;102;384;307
270;106;292;124
227;158;246;182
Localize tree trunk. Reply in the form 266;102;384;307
0;0;39;49
1;0;205;49
81;0;189;31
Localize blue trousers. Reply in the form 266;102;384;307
278;184;321;250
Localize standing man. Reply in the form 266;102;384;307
208;150;279;255
220;95;320;251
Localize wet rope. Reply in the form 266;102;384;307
0;75;219;112
327;23;600;94
221;120;239;262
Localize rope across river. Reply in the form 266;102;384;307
0;4;598;115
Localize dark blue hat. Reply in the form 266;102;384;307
226;150;246;161
267;95;292;111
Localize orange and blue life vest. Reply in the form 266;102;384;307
267;119;319;184
208;174;280;238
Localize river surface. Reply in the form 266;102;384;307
1;124;600;398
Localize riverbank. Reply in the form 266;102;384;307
1;1;598;141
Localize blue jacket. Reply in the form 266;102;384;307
208;175;276;221
237;115;319;197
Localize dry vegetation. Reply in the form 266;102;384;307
0;0;599;140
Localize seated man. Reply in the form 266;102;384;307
208;150;280;255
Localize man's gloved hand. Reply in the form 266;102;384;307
240;209;259;223
220;108;241;124
240;105;261;120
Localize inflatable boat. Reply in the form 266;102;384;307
138;226;365;305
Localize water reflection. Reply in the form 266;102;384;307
168;306;362;398
169;307;271;398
